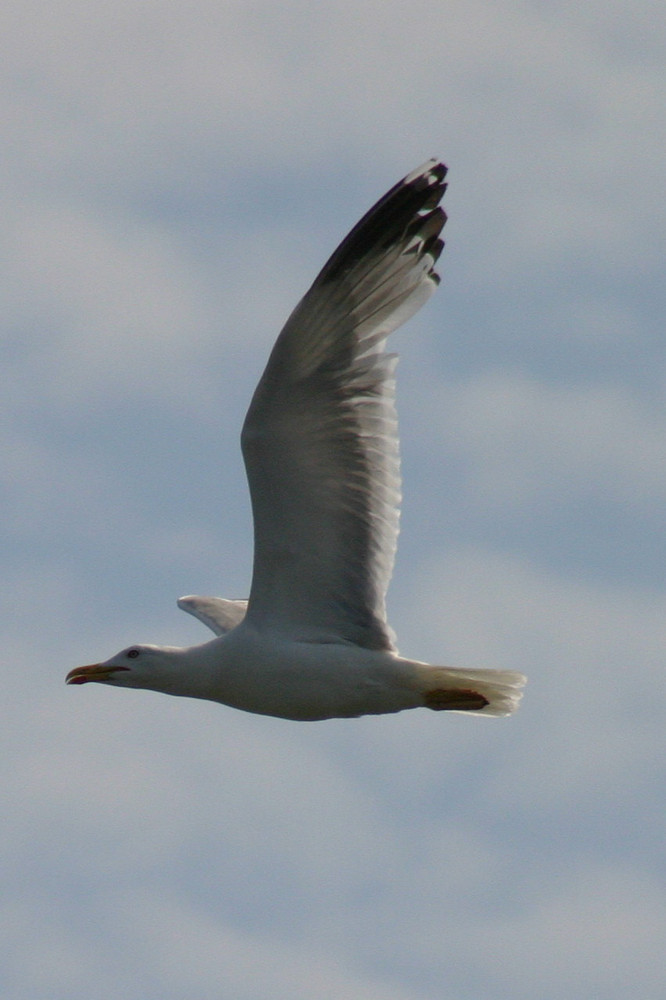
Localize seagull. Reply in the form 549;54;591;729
66;160;525;720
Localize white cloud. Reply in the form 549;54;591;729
3;1;663;255
3;200;221;404
401;546;666;812
375;862;666;999
412;370;666;511
1;3;664;999
473;865;666;998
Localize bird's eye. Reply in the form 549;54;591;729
127;648;140;659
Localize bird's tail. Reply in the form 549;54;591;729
414;664;526;717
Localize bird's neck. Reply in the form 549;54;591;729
148;638;228;701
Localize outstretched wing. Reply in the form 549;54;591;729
177;596;248;636
241;161;447;650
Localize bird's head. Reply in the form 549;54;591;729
66;645;167;689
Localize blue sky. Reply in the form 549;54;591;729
2;2;665;998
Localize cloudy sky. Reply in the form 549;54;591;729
3;2;665;997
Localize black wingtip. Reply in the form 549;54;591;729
319;160;448;284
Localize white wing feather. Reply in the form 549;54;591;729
241;161;447;650
177;596;248;636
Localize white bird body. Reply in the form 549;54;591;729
120;626;421;721
67;160;526;721
84;621;522;721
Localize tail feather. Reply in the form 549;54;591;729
417;666;526;717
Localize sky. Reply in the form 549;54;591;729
2;1;665;997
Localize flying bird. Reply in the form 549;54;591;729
67;160;525;720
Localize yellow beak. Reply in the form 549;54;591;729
66;664;129;685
